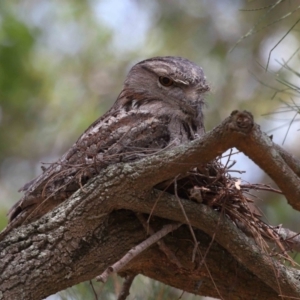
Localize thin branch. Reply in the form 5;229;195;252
174;177;199;262
240;183;283;194
117;274;136;300
266;16;300;71
96;223;181;282
231;0;284;51
89;280;98;300
136;213;183;268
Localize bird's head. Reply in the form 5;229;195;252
118;56;210;113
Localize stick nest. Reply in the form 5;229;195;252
158;158;291;258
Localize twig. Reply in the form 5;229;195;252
174;177;199;262
240;183;283;194
96;223;181;282
273;226;300;253
117;274;136;300
89;280;98;300
197;204;224;271
147;181;174;229
136;213;183;268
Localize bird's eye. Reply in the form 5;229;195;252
159;76;173;87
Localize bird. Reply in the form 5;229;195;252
0;56;210;238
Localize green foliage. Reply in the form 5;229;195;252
0;5;43;160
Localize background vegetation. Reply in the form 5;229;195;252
0;1;300;299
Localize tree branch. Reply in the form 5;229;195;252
1;111;300;299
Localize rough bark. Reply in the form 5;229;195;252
1;111;300;300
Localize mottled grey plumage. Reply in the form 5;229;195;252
1;56;209;237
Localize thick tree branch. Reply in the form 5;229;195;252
1;111;300;299
274;144;300;177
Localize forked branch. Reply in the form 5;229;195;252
1;111;300;300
